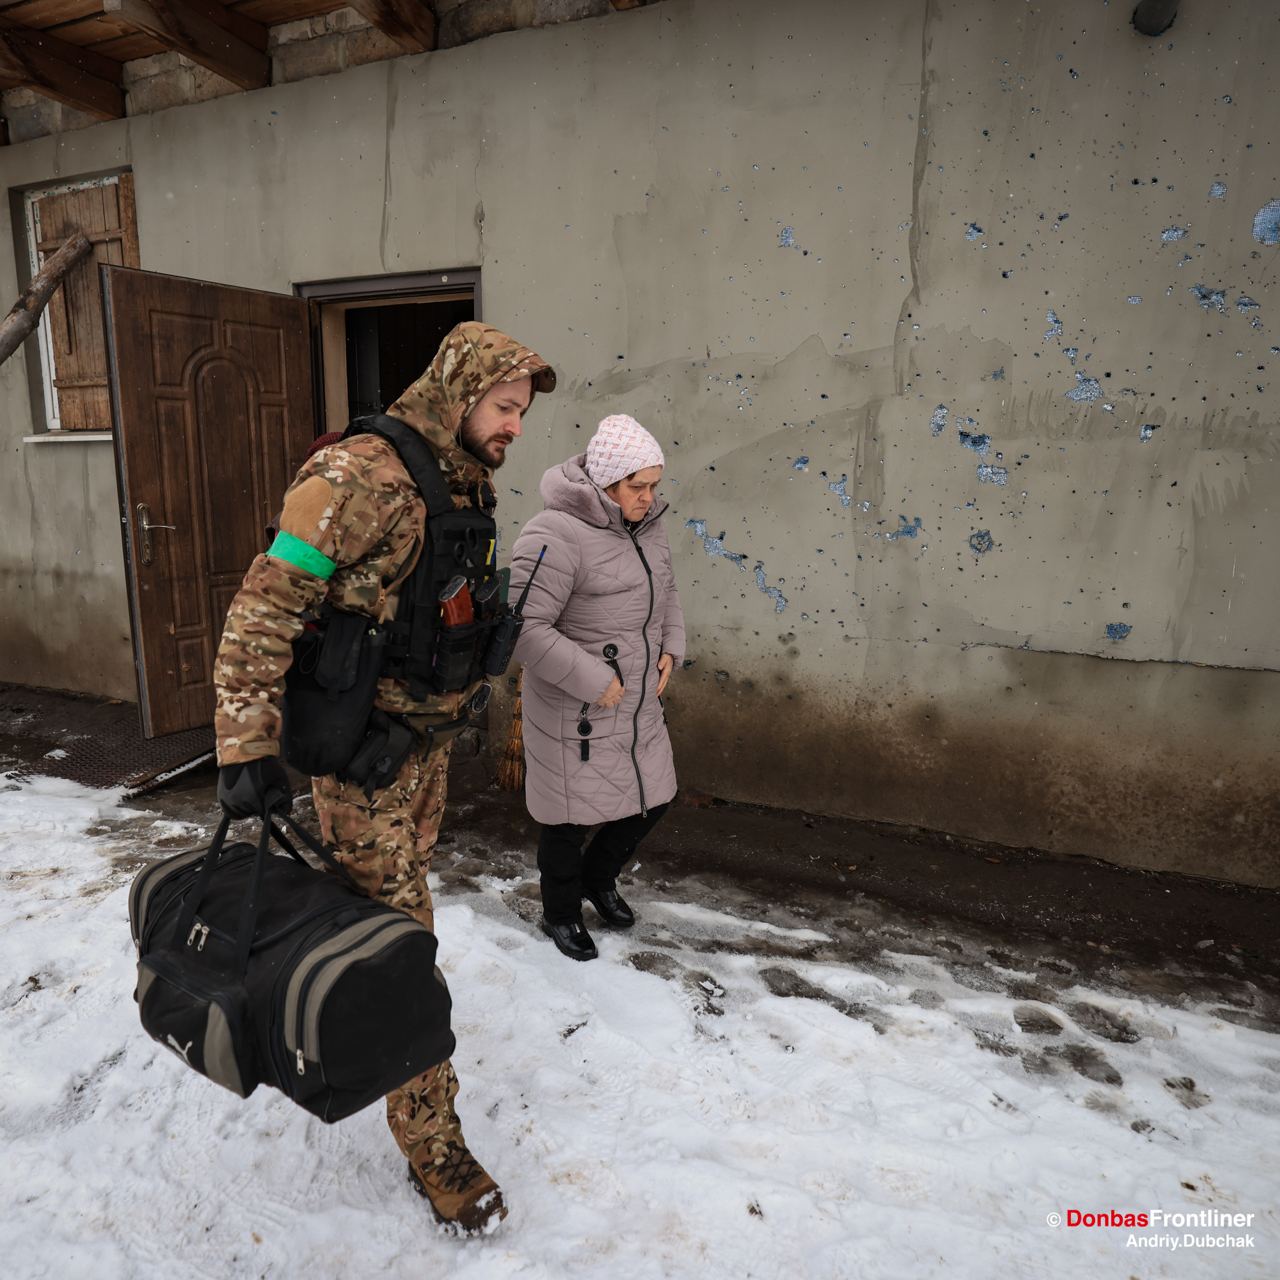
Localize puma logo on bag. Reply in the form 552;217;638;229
166;1034;194;1066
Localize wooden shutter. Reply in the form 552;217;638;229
33;173;140;431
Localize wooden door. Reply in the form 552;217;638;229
104;267;315;737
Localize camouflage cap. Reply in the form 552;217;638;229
388;322;555;442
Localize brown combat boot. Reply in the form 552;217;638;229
407;1142;507;1235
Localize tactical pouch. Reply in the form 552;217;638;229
433;620;482;690
340;710;416;798
282;609;386;778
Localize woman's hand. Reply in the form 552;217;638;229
656;653;674;697
595;675;625;709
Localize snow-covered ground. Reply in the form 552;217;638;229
1;774;1277;1279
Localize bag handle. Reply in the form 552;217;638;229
269;810;358;887
172;811;271;977
231;815;272;975
170;812;232;951
170;807;356;975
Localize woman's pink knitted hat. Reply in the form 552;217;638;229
585;414;665;489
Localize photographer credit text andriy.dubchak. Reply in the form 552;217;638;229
1050;1207;1258;1252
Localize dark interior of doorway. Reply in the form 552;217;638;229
345;297;473;418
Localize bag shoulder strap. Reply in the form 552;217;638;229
342;414;453;516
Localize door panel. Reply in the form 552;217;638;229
104;266;315;737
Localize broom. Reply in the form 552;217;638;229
497;668;525;791
495;548;548;793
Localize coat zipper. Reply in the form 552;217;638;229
625;526;655;816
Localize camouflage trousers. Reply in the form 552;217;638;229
312;740;463;1174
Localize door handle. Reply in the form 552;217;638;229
137;503;176;566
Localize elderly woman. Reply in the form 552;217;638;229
510;414;684;960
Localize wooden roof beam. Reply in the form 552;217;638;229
0;18;124;119
344;0;436;53
101;0;269;90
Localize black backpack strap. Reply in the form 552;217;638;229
343;414;453;515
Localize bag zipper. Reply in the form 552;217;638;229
141;847;256;951
287;916;422;1074
269;909;367;1089
130;846;204;945
187;899;356;955
272;909;384;1084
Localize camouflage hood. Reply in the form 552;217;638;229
386;321;556;489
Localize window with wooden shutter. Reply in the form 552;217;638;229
24;172;140;432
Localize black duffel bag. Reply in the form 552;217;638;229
128;809;455;1123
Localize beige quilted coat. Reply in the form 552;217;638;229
511;455;685;826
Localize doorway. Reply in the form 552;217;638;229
297;271;479;432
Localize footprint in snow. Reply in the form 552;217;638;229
1163;1076;1211;1109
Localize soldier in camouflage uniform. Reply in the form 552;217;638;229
213;322;555;1234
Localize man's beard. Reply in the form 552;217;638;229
461;423;510;468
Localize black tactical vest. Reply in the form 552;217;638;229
340;414;502;701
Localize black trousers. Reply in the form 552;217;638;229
538;804;669;925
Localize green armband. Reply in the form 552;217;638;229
266;530;336;580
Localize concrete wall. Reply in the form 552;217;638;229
1;0;1277;882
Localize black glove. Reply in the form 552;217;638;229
217;758;292;819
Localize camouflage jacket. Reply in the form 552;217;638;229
214;323;554;766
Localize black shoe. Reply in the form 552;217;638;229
540;918;598;961
583;885;635;928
